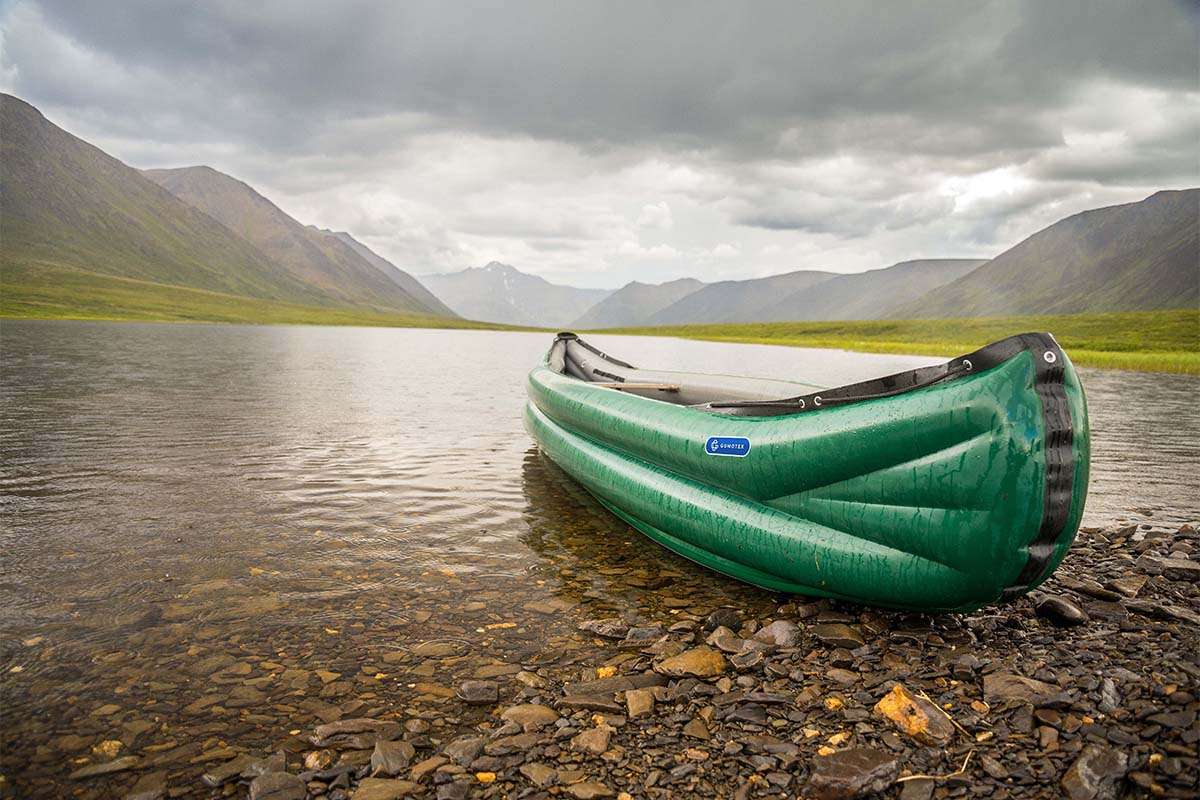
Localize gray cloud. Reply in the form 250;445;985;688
2;0;1197;286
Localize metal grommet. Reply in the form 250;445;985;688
813;396;822;407
797;399;806;409
1043;351;1057;364
962;359;972;371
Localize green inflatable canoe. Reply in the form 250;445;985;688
525;332;1089;612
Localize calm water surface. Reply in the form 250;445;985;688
1;320;1197;792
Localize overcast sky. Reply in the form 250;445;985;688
3;1;1197;288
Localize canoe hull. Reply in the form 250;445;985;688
525;335;1089;612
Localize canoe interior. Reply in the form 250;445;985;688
548;332;823;407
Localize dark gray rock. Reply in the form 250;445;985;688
1036;595;1089;627
248;772;306;800
1060;744;1128;800
805;748;900;800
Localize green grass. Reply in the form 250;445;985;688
4;262;1196;374
598;310;1200;375
0;261;519;331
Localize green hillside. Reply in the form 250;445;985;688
0;93;328;306
890;189;1199;317
143;166;445;315
0;261;506;330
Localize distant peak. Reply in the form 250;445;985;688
482;260;516;272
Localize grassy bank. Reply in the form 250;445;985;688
0;261;515;330
598;310;1200;375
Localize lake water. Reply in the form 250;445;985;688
1;320;1196;795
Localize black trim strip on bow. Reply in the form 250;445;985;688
705;333;1035;415
1001;332;1075;600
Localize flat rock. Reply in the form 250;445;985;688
571;725;613;754
409;756;447;782
811;624;864;649
753;619;800;647
353;777;420;800
579;618;629;639
1158;556;1200;581
1035;595;1089;627
500;703;560;730
558;695;624;713
564;670;665;697
442;736;483;766
69;756;140;780
564;782;614;799
806;748;900;800
411;641;460;657
655;646;727;677
626;687;655;718
312;718;400;745
371;739;416;776
519;762;558;786
1061;744;1129;800
249;772;306;800
123;771;167;800
200;754;255;787
873;684;955;744
456;680;498;704
982;672;1069;707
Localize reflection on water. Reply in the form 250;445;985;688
0;320;1196;794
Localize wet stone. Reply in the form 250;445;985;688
1060;744;1129;800
500;703;559;730
249;772;306;800
519;761;557;786
353;777;420;800
625;687;654;718
806;748;900;800
579;618;629;639
564;781;614;799
571;725;613;754
1035;595;1089;626
442;736;483;766
68;756;140;780
873;684;955;744
811;623;864;649
455;679;498;704
982;672;1068;706
371;739;416;776
654;645;727;677
123;770;167;800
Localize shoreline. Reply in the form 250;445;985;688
5;517;1196;799
3;311;1197;375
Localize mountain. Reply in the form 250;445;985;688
143;166;445;316
759;259;985;321
646;270;836;326
0;93;326;306
420;262;612;326
571;277;704;328
318;229;456;317
890;190;1199;318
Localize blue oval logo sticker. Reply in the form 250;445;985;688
705;435;751;457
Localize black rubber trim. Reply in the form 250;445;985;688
705;333;1035;416
556;331;636;369
1001;332;1075;600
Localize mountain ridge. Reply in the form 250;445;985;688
420;262;611;326
143;165;445;316
889;190;1199;317
571;277;705;328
